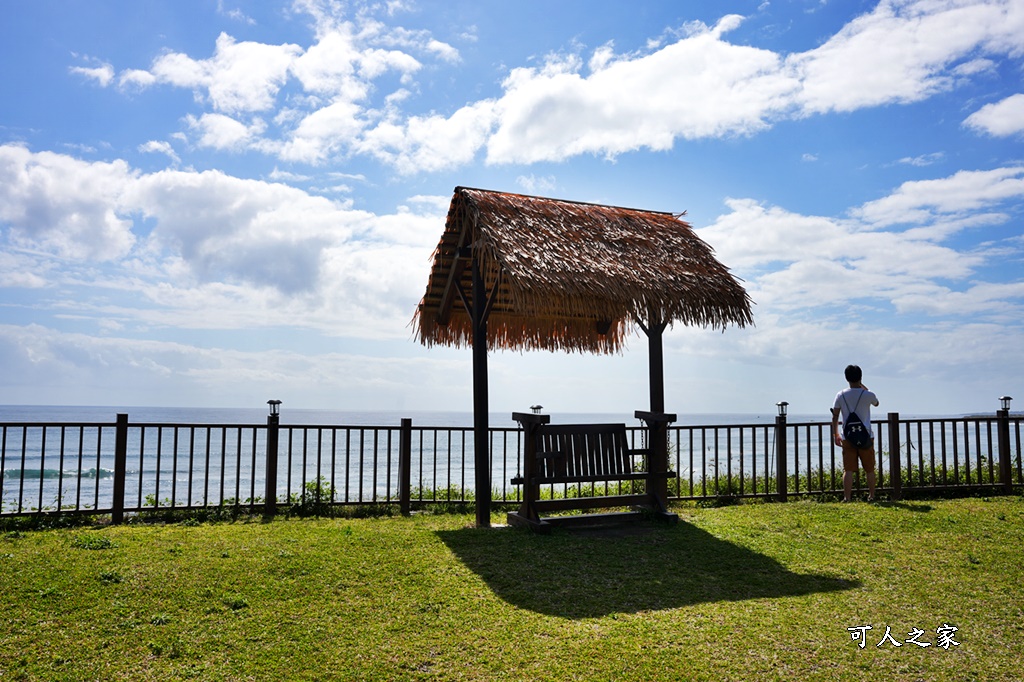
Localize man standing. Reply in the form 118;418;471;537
831;365;880;502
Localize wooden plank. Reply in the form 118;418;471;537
534;494;645;512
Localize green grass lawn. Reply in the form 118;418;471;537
2;497;1022;681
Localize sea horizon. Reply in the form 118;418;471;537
0;403;991;428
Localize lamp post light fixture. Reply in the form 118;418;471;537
776;401;789;418
267;399;282;417
999;396;1012;412
530;404;543;414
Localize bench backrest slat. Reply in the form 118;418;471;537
536;423;634;479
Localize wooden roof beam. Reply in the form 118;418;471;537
436;214;474;326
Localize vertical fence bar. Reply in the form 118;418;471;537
888;413;901;501
111;414;128;524
399;418;412;515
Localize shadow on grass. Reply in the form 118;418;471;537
437;521;859;619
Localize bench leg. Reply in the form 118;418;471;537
506;510;551;533
645;475;678;525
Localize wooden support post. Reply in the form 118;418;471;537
635;410;677;522
111;413;128;525
887;412;901;501
399;418;412;515
775;413;788;502
507;412;550;530
647;322;666;415
471;254;491;528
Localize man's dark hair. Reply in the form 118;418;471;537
844;365;863;383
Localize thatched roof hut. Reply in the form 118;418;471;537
414;186;753;528
415;187;753;352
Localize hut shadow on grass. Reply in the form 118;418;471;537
436;521;859;619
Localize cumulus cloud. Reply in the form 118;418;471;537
698;166;1024;319
964;93;1024;136
151;33;302;113
69;60;115;86
138;140;181;164
74;0;1024;173
0;145;446;338
486;23;798;164
853;167;1024;227
0;145;136;260
358;100;498;173
0;322;469;408
789;0;1024;114
186;113;268;152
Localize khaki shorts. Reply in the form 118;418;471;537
842;439;875;472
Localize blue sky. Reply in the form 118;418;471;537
1;0;1023;418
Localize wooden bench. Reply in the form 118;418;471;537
507;412;679;531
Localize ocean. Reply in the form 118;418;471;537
2;405;986;514
0;405;807;427
0;405;802;513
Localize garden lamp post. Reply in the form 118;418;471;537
775;401;788;501
265;400;282;514
997;396;1013;493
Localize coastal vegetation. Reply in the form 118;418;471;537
2;496;1022;680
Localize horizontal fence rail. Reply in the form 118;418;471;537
1;411;1021;520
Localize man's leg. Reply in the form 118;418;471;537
860;445;876;500
843;470;854;502
860;444;876;497
841;441;857;502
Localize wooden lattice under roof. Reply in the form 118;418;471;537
414;187;754;353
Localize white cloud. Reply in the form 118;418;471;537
516;174;558;194
0;145;136;260
699;166;1024;319
69;60;115;87
853;167;1024;226
186;113;268;152
359;100;497;173
0;146;450;343
81;1;1024;174
789;0;1024;114
896;152;944;167
0;322;470;409
486;24;798;164
118;68;158;89
0;251;49;288
278;101;365;164
138;140;181;164
964;93;1024;136
425;39;460;63
150;33;302;113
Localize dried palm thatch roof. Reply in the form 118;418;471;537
414;187;753;354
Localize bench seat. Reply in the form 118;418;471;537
508;415;678;531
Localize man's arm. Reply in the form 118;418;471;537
858;382;880;407
831;407;842;446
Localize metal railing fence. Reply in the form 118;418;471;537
1;411;1020;519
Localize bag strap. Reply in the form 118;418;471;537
841;389;865;420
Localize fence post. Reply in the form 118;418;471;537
264;401;281;515
399;418;412;515
997;402;1012;494
887;412;901;501
111;413;128;525
775;406;787;502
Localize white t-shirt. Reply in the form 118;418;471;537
833;388;879;434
